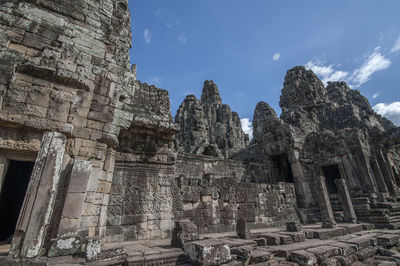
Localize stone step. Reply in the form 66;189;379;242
257;233;294;245
352;197;370;204
333;211;344;222
288;250;318;265
249;250;274;264
305;245;341;263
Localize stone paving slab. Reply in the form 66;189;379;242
305;245;341;262
342;233;379;249
327;241;358;256
13;224;394;266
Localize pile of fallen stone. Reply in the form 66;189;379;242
172;219;400;266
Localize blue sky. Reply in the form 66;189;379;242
128;1;400;136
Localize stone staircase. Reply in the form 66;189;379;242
370;201;400;229
353;196;400;229
329;193;345;222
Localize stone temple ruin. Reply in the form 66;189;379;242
1;0;400;265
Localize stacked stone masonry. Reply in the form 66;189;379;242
0;0;400;265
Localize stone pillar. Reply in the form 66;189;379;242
377;149;397;194
370;159;389;194
98;148;116;237
334;179;357;224
288;149;311;208
0;154;9;193
354;152;380;195
10;132;66;258
315;175;336;229
58;159;92;236
236;218;250;240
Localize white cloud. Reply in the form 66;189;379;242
372;93;379;99
350;50;391;87
148;77;162;87
373;102;400;125
240;118;253;140
178;33;187;44
305;47;392;88
166;19;181;29
144;29;152;44
391;37;400;53
305;60;349;85
272;52;281;61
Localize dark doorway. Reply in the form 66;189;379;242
322;164;341;194
273;154;294;183
202;146;218;157
0;160;34;242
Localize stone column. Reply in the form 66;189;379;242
377;149;397;194
0;154;9;193
315;175;336;228
370;160;389;194
288;149;311;208
354;152;380;195
334;179;357;224
10;132;66;258
58;159;92;236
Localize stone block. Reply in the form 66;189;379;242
249;249;273;264
150;229;162;240
254;238;267;246
67;160;92;193
26;87;50;107
306;245;341;262
280;231;306;242
344;234;376;250
236;218;251;240
185;239;231;266
377;234;400;248
328;242;357;256
48;236;82;257
258;233;280;245
62;192;86;219
289;250;318;265
321;257;339;266
230;246;252;260
286;221;302;232
24;104;47;118
355;246;377;261
340;224;363;234
123;226;138;241
171;219;199;249
335;255;357;266
85;237;102;262
259;233;293;245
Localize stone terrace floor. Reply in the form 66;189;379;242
1;223;400;265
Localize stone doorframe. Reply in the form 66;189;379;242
7;132;67;258
316;159;357;224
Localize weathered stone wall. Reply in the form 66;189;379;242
174;171;299;234
176;153;246;182
106;81;178;242
106;151;176;242
0;0;137;255
105;151;299;242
